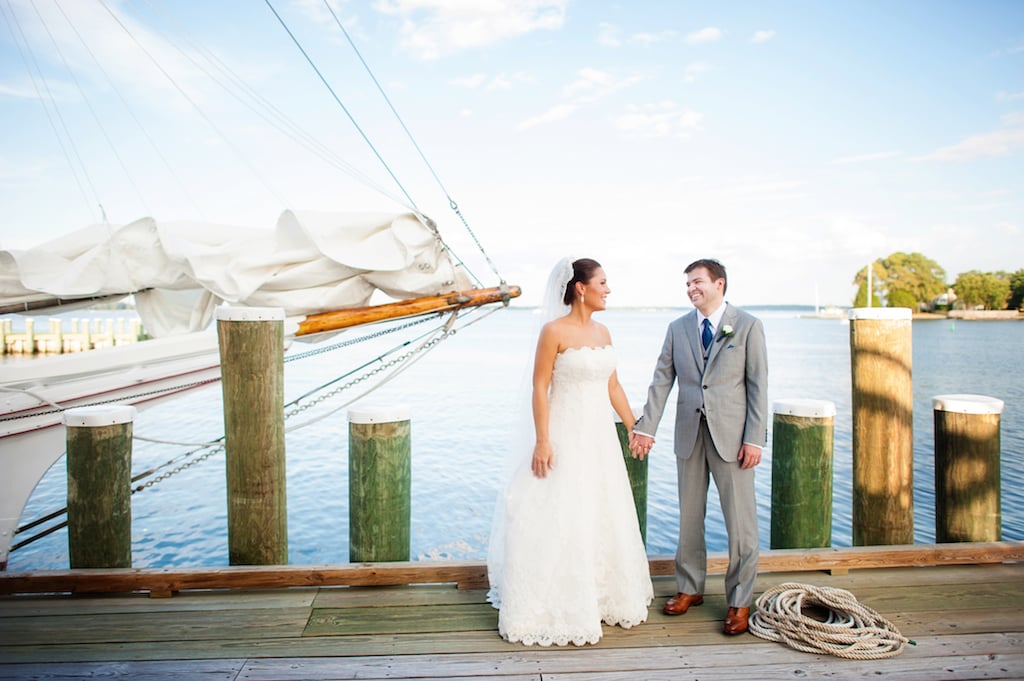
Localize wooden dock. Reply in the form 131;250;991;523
0;544;1021;680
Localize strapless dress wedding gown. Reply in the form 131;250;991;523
487;345;653;646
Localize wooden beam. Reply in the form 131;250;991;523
0;541;1020;596
295;286;521;337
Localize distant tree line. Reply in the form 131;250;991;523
850;252;1024;311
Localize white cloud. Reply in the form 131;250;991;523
450;74;487;88
486;75;513;91
0;82;43;99
598;22;618;47
831;151;901;165
293;0;356;29
612;102;703;139
830;216;892;257
516;68;642;130
517;68;643;130
631;30;677;46
597;22;621;48
722;178;808;202
375;0;568;60
684;62;708;83
685;27;722;44
916;112;1024;161
517;103;576;130
751;30;775;44
560;68;643;102
994;220;1020;236
996;91;1024;102
450;71;529;91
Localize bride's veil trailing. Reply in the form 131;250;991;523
486;256;575;607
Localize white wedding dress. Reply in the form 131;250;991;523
487;345;653;646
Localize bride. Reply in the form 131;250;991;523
487;257;654;646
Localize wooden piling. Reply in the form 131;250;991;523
63;405;136;568
615;408;647;544
933;394;1004;542
849;307;914;546
770;399;835;549
216;307;287;566
348;406;411;563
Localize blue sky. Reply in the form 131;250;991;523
1;0;1022;307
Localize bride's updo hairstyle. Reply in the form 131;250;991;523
563;258;602;306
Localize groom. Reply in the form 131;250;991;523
630;258;768;635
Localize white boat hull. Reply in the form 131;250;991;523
0;332;222;570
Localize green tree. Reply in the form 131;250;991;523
851;262;884;307
1007;268;1024;310
954;271;1011;310
851;253;946;308
888;289;918;308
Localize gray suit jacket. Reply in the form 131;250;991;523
639;303;768;461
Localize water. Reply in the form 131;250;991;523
6;307;1022;570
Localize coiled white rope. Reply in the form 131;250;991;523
749;582;913;659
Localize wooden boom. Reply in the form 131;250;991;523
295;285;521;337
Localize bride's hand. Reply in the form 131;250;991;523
532;442;554;478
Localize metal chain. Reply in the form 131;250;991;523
284;315;433;363
132;444;225;493
284;327;450;420
12;308;492;548
0;377;220;424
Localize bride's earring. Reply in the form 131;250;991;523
580;293;585;306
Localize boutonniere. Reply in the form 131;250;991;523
720;324;734;338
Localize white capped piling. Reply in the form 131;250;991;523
63;404;137;568
933;394;1004;543
348;405;412;562
615;406;648;544
770;399;836;549
849;307;914;546
216;306;287;566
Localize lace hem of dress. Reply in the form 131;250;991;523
499;606;651;647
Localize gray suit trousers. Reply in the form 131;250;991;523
675;417;759;607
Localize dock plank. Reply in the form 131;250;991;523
0;561;1020;678
305;603;498;636
0;607;311;645
0;659;244;681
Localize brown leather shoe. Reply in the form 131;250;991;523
723;606;749;635
663;592;704;615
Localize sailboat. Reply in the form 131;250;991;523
0;3;519;570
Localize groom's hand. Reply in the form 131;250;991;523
629;432;654;460
737;443;763;469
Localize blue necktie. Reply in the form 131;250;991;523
701;318;713;350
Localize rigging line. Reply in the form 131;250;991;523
284;314;434;363
323;0;504;283
93;0;290;208
284;318;446;407
51;0;206;220
29;0;150;214
131;0;412;212
283;313;457;433
133;433;223;448
262;0;419;211
0;0;98;222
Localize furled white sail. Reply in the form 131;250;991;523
0;210;472;337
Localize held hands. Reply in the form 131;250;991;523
628;432;654;460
